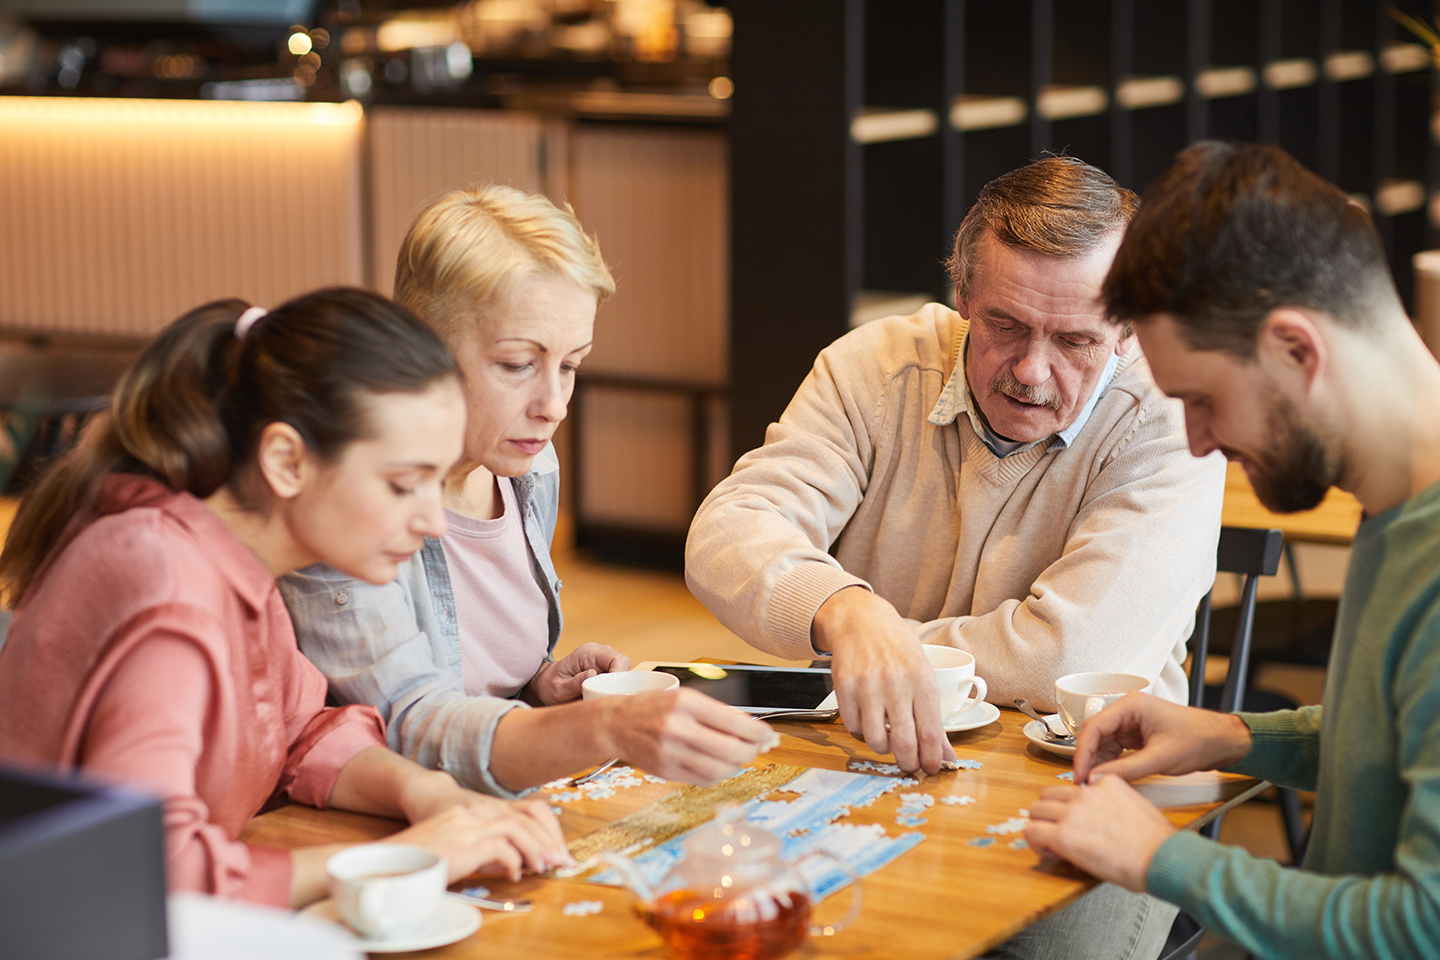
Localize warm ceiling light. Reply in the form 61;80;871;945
288;32;313;56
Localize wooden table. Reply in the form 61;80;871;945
1221;461;1362;546
243;709;1260;960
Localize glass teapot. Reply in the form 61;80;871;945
604;806;861;960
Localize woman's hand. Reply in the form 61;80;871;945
599;688;776;784
529;643;631;705
387;797;571;882
395;769;569;879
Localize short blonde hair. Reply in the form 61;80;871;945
393;184;615;343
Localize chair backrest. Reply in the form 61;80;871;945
1188;526;1284;712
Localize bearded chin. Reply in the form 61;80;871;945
1248;400;1336;514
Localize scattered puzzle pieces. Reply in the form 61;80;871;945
561;900;605;917
940;794;977;806
895;814;929;827
967;836;996;847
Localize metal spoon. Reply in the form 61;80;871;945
567;757;620;787
750;708;840;722
447;891;534;913
1013;698;1075;744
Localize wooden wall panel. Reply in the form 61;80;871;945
0;96;364;337
366;107;547;294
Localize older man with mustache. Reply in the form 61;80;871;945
693;156;1226;738
686;157;1224;958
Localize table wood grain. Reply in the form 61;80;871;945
243;708;1259;960
1222;461;1363;546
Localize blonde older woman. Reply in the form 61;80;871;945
282;186;771;797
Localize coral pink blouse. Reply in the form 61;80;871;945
0;475;386;906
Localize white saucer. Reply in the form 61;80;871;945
943;699;1000;732
300;897;480;953
1022;717;1077;758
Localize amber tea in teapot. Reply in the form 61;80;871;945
648;887;811;960
606;805;860;960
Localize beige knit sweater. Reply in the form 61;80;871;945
686;304;1225;710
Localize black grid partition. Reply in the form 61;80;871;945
729;0;1440;460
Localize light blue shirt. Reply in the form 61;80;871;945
280;445;564;798
926;335;1120;458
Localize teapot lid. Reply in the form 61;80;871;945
683;805;780;864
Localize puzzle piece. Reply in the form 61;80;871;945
1056;771;1074;781
457;885;490;899
898;792;936;811
940;794;977;806
561;900;605;917
643;774;667;783
967;836;996;847
895;814;929;827
986;817;1029;835
1008;838;1030;851
948;758;984;770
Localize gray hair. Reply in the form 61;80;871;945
947;156;1139;314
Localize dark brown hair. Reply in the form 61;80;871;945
0;287;457;606
947;155;1140;304
1101;141;1395;356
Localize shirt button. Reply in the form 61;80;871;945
335;591;349;606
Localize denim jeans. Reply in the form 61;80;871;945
983;883;1178;960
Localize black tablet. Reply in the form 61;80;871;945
635;662;834;714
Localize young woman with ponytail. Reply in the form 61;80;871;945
0;288;570;908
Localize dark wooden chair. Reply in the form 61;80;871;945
1160;526;1284;960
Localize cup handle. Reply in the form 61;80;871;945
960;676;988;711
795;848;862;936
359;884;391;937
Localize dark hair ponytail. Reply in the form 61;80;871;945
0;287;457;606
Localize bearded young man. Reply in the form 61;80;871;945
1025;142;1440;959
687;156;1227;960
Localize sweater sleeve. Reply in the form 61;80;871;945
1145;655;1440;956
1224;706;1323;791
684;332;885;661
78;634;294;907
910;401;1225;709
280;563;529;799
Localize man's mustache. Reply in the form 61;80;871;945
990;372;1062;411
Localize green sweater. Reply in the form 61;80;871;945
1147;478;1440;958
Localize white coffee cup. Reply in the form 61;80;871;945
1054;672;1151;736
581;670;681;699
923;645;988;720
327;844;447;940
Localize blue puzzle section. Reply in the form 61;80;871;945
586;767;924;902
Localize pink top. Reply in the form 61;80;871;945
442;477;550;699
0;474;386;907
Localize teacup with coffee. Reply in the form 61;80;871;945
923;645;988;720
1053;672;1151;737
327;843;447;940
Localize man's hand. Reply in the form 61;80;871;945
812;586;951;775
1024;773;1176;892
600;688;776;784
528;643;632;705
1073;692;1253;784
